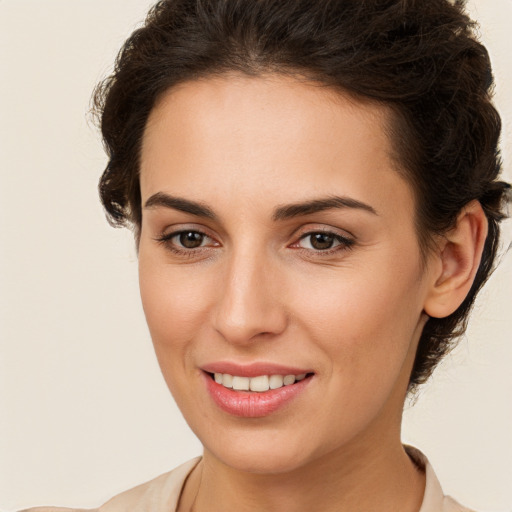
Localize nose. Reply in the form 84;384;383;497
212;249;288;345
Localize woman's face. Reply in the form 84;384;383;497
138;74;436;473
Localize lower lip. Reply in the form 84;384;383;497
203;373;312;418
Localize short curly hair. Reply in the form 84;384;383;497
92;0;509;392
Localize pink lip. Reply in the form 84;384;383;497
202;370;313;418
201;361;312;378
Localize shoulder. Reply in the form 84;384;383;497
99;457;200;512
443;496;478;512
18;508;93;512
19;458;201;512
405;446;478;512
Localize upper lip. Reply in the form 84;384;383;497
201;361;313;377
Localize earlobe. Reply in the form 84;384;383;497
424;200;488;319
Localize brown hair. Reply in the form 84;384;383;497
92;0;509;392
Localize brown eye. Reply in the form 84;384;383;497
295;231;355;253
178;231;205;248
309;233;335;250
156;228;219;255
300;232;337;250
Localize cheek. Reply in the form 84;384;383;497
294;272;424;442
138;255;213;356
293;262;424;380
138;259;218;416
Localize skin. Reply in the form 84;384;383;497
137;73;487;512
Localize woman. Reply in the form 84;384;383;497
17;0;509;510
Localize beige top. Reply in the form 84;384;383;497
21;448;475;512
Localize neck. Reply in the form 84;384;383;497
180;433;425;512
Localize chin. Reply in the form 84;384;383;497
192;420;331;475
207;442;314;475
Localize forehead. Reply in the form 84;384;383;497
140;73;413;218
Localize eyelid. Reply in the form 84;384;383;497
157;223;217;241
291;224;355;242
295;223;355;238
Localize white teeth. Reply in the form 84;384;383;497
249;375;269;392
232;376;250;391
269;374;284;389
213;372;309;392
222;374;233;388
283;374;296;386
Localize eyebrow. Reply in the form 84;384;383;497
144;192;378;220
272;196;378;221
144;192;217;219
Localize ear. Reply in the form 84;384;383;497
424;200;488;319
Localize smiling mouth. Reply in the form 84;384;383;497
207;372;314;392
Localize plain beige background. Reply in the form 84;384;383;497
0;0;510;511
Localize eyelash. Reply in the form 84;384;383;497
155;229;355;257
292;231;355;255
155;230;217;258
